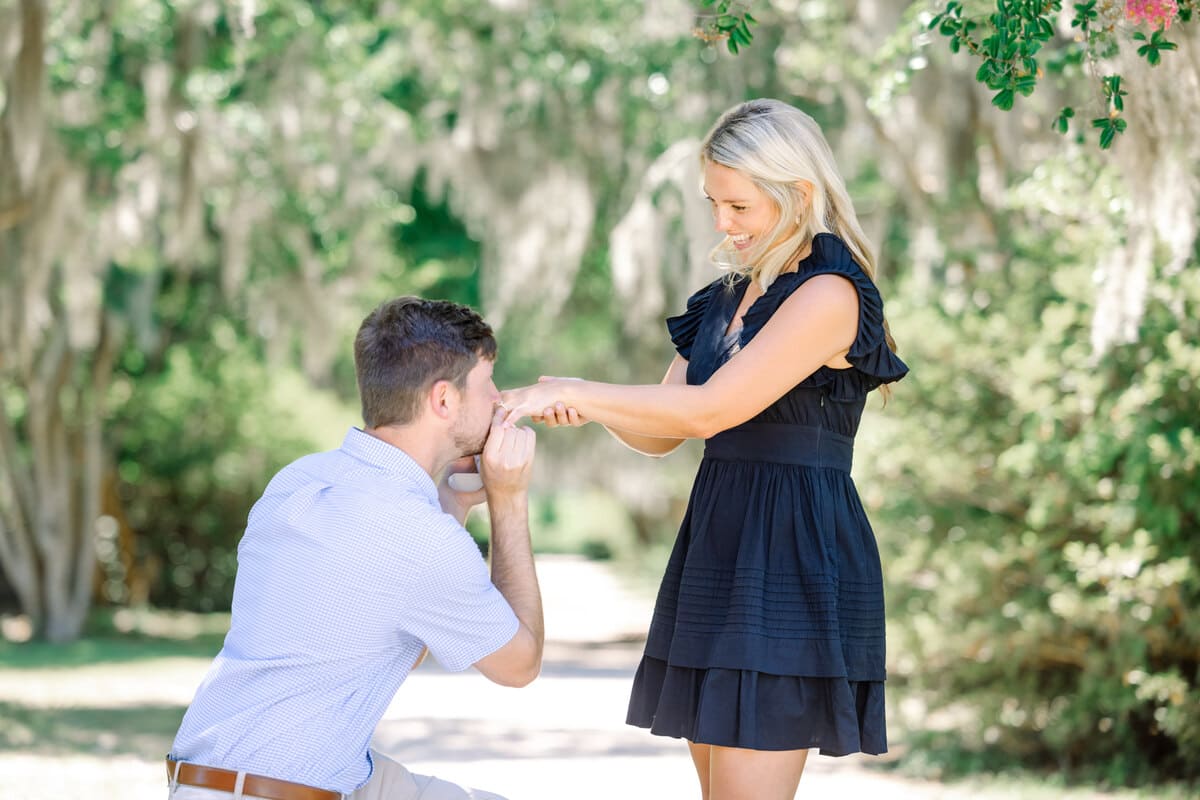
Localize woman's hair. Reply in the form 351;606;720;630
701;98;897;353
354;296;497;428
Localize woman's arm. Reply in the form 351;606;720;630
602;355;689;457
527;358;690;456
501;274;859;438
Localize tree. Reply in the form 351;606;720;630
0;0;745;639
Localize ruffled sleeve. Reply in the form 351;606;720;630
742;233;908;392
665;278;722;360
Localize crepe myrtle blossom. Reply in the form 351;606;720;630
1125;0;1180;29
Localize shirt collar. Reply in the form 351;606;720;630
340;427;438;503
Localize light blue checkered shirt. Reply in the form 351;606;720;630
170;428;519;793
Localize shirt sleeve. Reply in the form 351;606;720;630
395;505;520;672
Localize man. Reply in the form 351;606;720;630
167;297;542;800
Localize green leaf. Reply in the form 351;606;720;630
1100;125;1116;149
726;37;740;55
744;12;757;25
1053;115;1069;135
1062;106;1075;119
992;88;1015;111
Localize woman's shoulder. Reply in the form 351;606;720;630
800;233;866;279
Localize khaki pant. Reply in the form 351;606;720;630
167;750;508;800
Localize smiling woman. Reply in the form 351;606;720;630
501;98;908;800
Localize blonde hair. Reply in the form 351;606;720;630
701;99;898;354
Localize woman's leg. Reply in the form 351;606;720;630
687;741;713;800
706;745;809;800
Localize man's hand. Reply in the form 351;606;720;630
471;406;543;688
480;407;536;498
437;455;486;524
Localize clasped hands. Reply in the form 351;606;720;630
499;376;589;429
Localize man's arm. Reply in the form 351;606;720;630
472;416;543;687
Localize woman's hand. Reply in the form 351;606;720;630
501;377;588;427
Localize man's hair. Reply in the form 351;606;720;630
354;297;497;428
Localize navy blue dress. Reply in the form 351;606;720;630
625;233;909;755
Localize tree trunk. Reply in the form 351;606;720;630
0;0;115;642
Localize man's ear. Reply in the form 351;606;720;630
427;379;460;421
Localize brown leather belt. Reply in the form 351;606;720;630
166;759;341;800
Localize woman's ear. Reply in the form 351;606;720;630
794;179;815;214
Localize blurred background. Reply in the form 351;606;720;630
1;0;1198;797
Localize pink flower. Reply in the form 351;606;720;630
1125;0;1179;29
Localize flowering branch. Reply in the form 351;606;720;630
929;0;1196;148
692;0;758;54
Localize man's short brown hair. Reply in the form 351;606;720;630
354;297;497;428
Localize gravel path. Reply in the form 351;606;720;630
382;554;973;800
0;554;1161;799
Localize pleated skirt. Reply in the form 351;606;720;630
625;436;888;756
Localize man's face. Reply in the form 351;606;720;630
451;357;500;457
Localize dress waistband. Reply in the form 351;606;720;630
703;423;853;472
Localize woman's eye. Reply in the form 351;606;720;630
732;205;747;212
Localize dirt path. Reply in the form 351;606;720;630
0;554;1155;799
380;554;974;800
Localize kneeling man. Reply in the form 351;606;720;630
168;297;542;800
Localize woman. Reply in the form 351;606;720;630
500;98;908;799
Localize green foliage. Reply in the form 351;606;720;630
108;330;353;611
928;0;1194;148
696;1;758;54
1133;27;1179;64
874;156;1200;784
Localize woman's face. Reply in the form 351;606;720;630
703;161;781;253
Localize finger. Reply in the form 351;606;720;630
446;455;477;474
484;411;509;461
525;426;538;463
515;425;536;466
566;407;580;426
497;422;520;466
